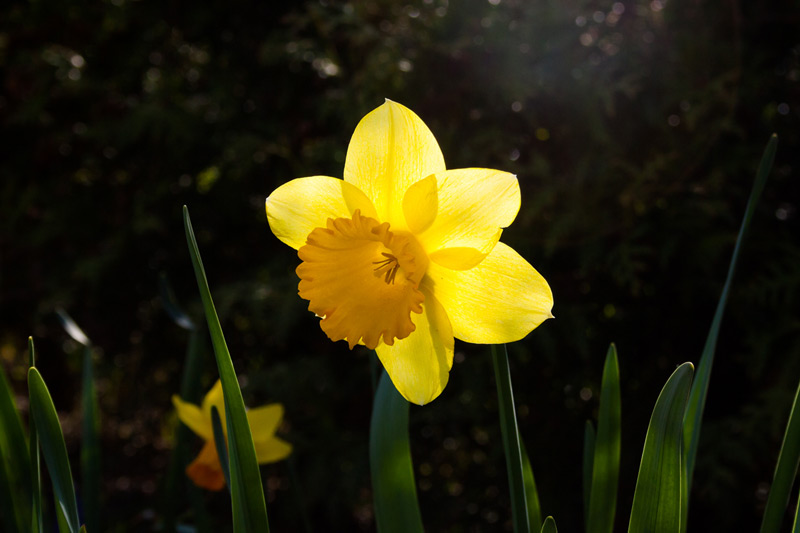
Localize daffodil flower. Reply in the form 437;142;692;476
266;100;553;405
172;380;291;491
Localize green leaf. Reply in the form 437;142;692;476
520;438;543;532
183;206;269;533
683;134;778;495
0;453;21;533
54;311;99;531
162;324;211;533
540;516;558;533
760;379;800;533
0;349;31;533
792;485;800;533
587;344;621;533
628;363;694;533
491;344;530;533
29;338;43;533
160;273;209;533
582;420;595;531
80;346;100;533
28;367;81;533
211;406;231;492
369;370;423;533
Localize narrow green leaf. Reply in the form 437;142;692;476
80;346;100;533
369;370;423;533
54;311;99;531
211;406;231;492
492;344;530;533
540;516;558;533
760;379;800;533
162;325;211;533
183;206;269;533
520;438;543;532
792;485;800;533
28;367;81;533
0;350;31;533
55;508;70;533
162;316;209;533
588;344;621;533
628;363;694;533
582;420;595;531
159;273;209;532
680;458;688;533
29;338;43;533
684;134;778;494
0;454;21;533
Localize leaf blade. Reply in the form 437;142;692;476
0;355;30;533
628;363;694;533
183;206;269;533
520;437;543;532
28;367;81;533
80;346;100;533
211;406;231;492
540;516;558;533
29;338;43;533
587;344;621;533
369;371;423;533
492;344;530;533
759;378;800;533
683;134;778;495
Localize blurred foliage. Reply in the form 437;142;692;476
1;0;798;531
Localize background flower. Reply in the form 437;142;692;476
172;380;291;491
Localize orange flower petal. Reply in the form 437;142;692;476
186;440;226;491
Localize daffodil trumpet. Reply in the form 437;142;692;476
172;380;291;490
266;100;554;405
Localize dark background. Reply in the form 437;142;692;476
1;0;799;531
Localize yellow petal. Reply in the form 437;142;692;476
424;242;553;344
402;174;438;234
428;247;490;271
344;100;446;229
266;176;377;250
186;440;227;491
201;380;224;414
246;404;284;441
415;169;520;256
254;436;293;464
375;288;454;405
172;394;212;441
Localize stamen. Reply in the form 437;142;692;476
373;252;400;284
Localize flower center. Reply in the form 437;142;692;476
296;210;429;349
373;252;401;284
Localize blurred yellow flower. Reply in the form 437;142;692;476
266;100;553;405
172;380;291;491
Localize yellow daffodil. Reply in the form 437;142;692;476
172;380;291;491
266;100;553;405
